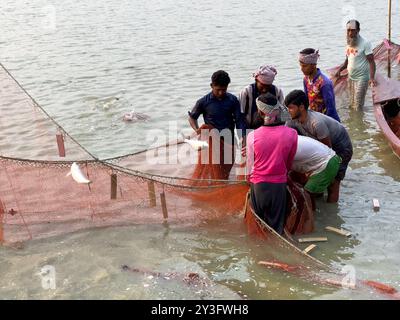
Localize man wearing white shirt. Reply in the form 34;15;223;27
335;20;377;109
292;135;341;203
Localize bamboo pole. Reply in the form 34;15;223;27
148;181;156;207
160;192;168;219
110;173;117;199
388;0;392;78
56;133;66;157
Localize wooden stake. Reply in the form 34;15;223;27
303;244;317;254
373;199;380;211
160;192;168;219
242;191;250;217
298;237;328;243
110;173;117;199
56;133;66;157
148;181;156;207
325;226;351;237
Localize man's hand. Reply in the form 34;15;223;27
241;145;246;157
369;78;377;87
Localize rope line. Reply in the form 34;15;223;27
0;62;98;161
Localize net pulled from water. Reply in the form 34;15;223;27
0;62;251;244
0;61;313;247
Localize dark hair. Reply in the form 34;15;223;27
211;70;231;87
284;90;309;110
347;19;360;30
300;48;316;55
258;93;277;106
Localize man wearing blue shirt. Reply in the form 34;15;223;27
188;70;245;179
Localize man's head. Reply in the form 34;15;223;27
210;70;230;100
346;19;360;46
299;48;319;76
284;90;309;120
253;65;278;94
256;93;290;125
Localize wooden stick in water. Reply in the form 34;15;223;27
298;237;328;243
325;226;351;237
148;181;156;207
373;199;380;211
56;133;66;157
110;173;117;199
303;244;317;254
160;192;168;220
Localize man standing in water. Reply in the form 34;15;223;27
285;90;353;203
335;19;377;110
246;93;297;234
188;70;245;179
299;48;340;122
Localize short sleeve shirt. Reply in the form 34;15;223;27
346;36;373;81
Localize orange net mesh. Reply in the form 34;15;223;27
0;62;251;244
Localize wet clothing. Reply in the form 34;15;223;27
250;182;287;235
246;124;297;234
189;92;246;134
286;110;352;181
305;155;341;194
303;68;340;121
349;78;369;110
238;83;284;129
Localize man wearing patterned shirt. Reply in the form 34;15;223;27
299;48;340;122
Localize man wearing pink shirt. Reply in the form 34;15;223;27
246;93;298;234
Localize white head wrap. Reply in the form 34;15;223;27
255;96;291;125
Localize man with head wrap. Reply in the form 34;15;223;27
335;20;377;110
245;93;298;234
238;65;284;129
299;48;340;122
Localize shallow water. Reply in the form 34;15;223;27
0;0;400;299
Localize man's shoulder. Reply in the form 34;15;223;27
241;84;253;93
359;35;370;44
307;110;327;125
197;92;212;105
319;71;334;88
226;92;239;102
